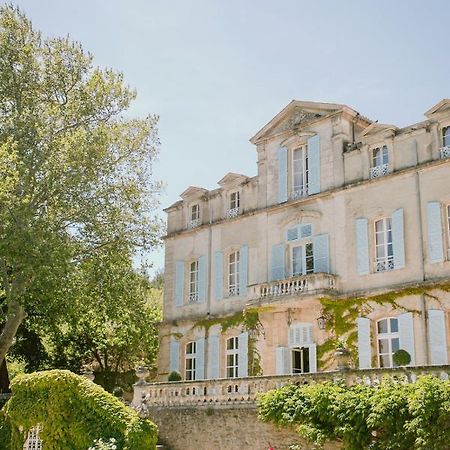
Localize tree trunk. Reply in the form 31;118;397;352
0;359;10;392
0;300;26;366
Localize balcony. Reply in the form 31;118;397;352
291;186;308;200
375;257;394;273
188;292;199;304
248;273;337;301
440;146;450;159
370;163;389;179
187;218;200;230
133;365;450;410
225;207;240;219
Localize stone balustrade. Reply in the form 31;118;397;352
248;272;337;301
132;365;450;411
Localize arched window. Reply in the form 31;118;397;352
377;317;399;367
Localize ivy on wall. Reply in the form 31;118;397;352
0;370;157;450
258;375;450;450
317;282;450;369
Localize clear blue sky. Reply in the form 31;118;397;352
12;0;450;273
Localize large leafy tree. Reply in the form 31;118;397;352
0;5;162;365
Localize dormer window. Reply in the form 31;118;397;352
441;127;450;159
292;146;308;199
370;145;389;179
188;204;200;229
227;191;240;218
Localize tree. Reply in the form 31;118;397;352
0;5;162;366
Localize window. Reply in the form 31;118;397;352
23;426;42;450
227;191;240;218
188;204;200;229
447;205;450;242
292;146;308;199
375;218;394;272
377;318;399;368
291;242;314;276
226;336;239;378
292;347;310;373
189;260;199;303
185;341;197;380
228;251;240;296
370;145;389;178
441;127;450;158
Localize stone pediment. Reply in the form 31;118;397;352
425;99;450;118
217;172;248;188
360;122;398;138
180;186;208;200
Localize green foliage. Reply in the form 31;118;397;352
0;4;162;365
1;370;158;450
168;371;182;382
258;376;450;450
393;349;411;366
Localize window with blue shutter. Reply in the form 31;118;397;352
307;135;320;195
198;255;207;302
392;208;405;269
169;338;180;373
214;251;223;300
271;243;285;281
356;218;370;275
427;202;444;263
238;332;248;377
175;261;184;307
277;147;288;203
239;245;249;295
428;309;448;365
313;234;329;273
398;312;416;366
308;344;317;373
275;347;291;375
357;317;372;369
195;337;205;380
207;333;220;379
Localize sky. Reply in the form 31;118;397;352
10;0;450;273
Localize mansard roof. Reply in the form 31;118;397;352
250;100;372;144
425;99;450;118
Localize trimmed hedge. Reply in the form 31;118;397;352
0;370;157;450
258;375;450;450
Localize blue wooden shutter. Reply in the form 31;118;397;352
309;344;317;373
175;261;184;307
307;135;320;195
356;218;370;275
198;255;207;303
238;332;248;377
169;338;180;373
313;234;329;273
271;243;285;281
239;245;249;296
392;208;405;269
275;347;291;375
196;337;205;380
207;334;220;379
214;251;223;300
357;317;372;369
427;202;444;263
277;147;288;203
428;310;448;365
398;312;416;366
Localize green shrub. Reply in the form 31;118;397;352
1;370;158;450
168;371;182;382
393;349;411;366
258;376;450;450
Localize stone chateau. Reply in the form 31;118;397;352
157;99;450;381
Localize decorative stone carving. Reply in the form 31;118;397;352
274;108;321;134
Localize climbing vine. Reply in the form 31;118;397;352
258;375;450;450
0;370;157;450
317;281;450;369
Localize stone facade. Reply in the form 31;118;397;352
159;99;450;382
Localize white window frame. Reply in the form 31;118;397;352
188;203;200;229
185;341;197;380
228;250;240;296
291;347;310;374
290;242;314;276
226;336;239;378
374;217;394;272
226;191;241;218
441;126;450;159
23;425;42;450
370;145;389;179
292;145;309;199
377;317;400;368
189;260;199;303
